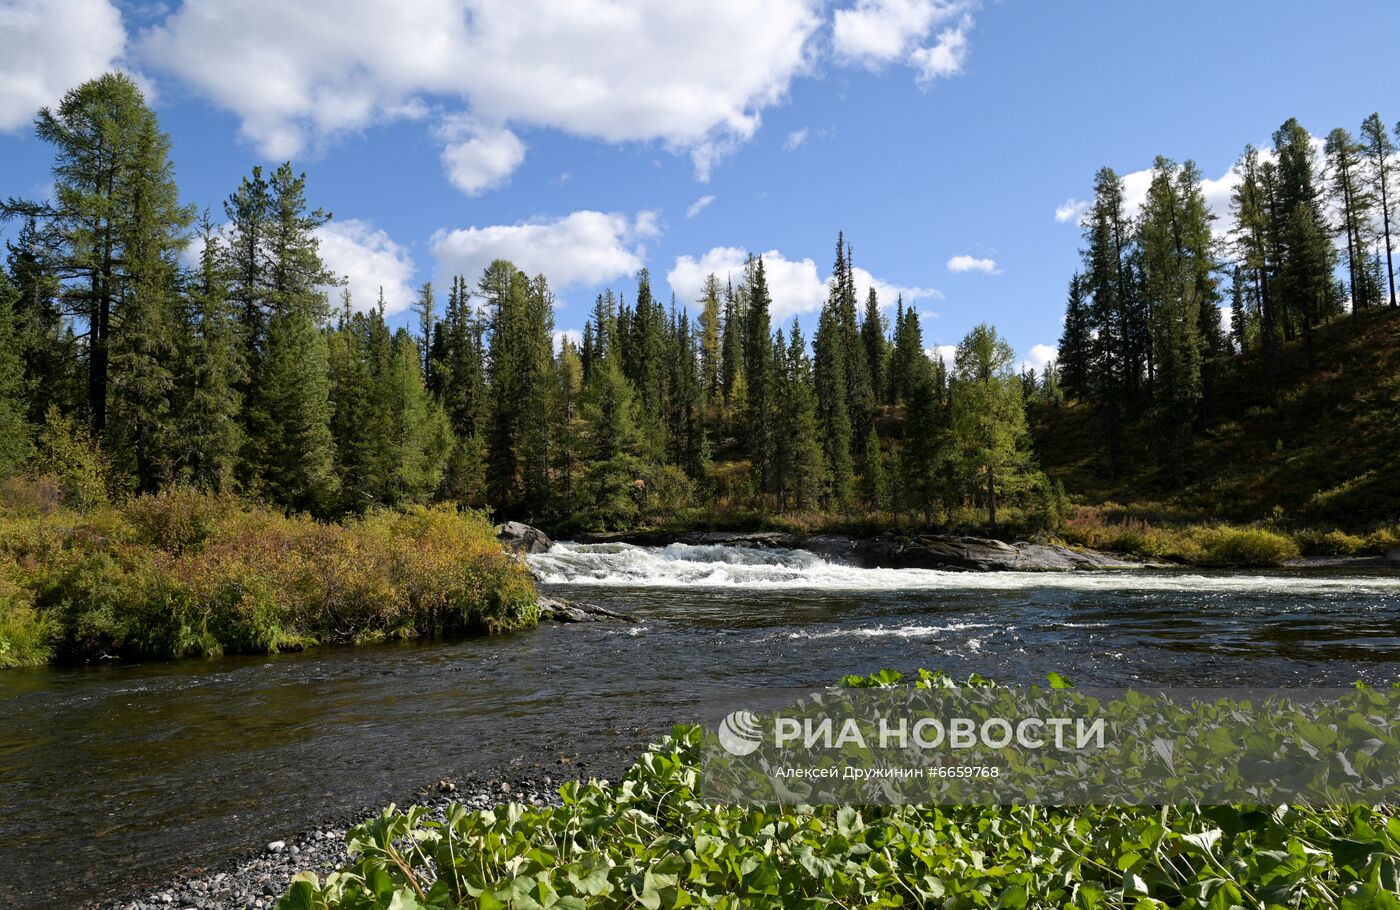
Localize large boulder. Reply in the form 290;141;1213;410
495;521;553;555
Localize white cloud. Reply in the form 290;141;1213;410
784;128;808;150
667;246;940;322
1054;198;1090;224
685;194;715;219
437;119;526;195
139;0;822;177
832;0;975;84
431;210;656;291
0;0;126;131
909;15;971;83
553;328;582;354
946;254;999;274
1019;343;1056;374
1054;137;1330;240
315;219;418;315
926;344;957;368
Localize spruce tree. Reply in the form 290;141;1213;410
173;215;243;491
247;307;338;513
858;426;887;512
860;287;886;406
742;258;775;496
774;319;825;511
1057;274;1092;401
814;301;854;509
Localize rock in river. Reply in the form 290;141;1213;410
496;521;553;555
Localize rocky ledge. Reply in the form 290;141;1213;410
536;596;636;623
495;520;553;555
576;528;1144;572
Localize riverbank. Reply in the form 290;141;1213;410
89;762;618;910
0;484;537;668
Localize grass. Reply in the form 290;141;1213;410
0;481;538;667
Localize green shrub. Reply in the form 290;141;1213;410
0;494;538;664
1195;525;1300;566
0;573;54;667
1296;528;1367;557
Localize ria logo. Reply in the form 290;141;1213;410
718;710;764;756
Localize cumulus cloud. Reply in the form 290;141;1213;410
685;194;715;219
832;0;976;84
437;120;526;195
1054;198;1090;224
431;210;657;292
926;344;957;368
1019;343;1057;374
784;128;808;150
0;0;126;130
946;254;999;274
315;219;418;315
138;0;822;176
667;246;940;322
1054;136;1330;239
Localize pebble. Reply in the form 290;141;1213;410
89;764;610;910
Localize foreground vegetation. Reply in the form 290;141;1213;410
0;480;537;668
277;671;1400;909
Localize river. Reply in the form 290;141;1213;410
5;541;1400;908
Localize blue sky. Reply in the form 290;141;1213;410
3;0;1399;372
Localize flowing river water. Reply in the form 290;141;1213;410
5;541;1400;907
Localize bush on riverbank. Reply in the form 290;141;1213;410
279;670;1400;910
0;483;537;666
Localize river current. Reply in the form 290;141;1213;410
4;541;1400;907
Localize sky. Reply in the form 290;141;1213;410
2;0;1399;373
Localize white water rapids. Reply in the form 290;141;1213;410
529;541;1400;594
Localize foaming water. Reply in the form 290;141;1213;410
530;541;1400;595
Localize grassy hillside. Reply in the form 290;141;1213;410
1032;307;1400;549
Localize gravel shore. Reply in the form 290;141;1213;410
89;761;622;910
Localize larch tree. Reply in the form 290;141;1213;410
950;324;1032;529
1360;113;1396;307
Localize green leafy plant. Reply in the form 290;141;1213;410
279;670;1400;909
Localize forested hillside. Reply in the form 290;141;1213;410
2;73;1397;555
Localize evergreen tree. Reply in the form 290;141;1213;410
1231;145;1283;398
385;328;450;504
773;319;825;511
1138;157;1215;482
860;287;886;406
1057;273;1092;401
0;275;32;477
247;308;338;513
1360;113;1397;307
551;338;585;514
1081;166;1134;472
412;281;436;378
696;273;724;421
858;426;887;512
578;345;647;529
3;73;193;447
814;301;854;508
173;215;243;491
950;325;1032;529
742;257;775;496
902;354;947;525
832;236;875;452
1273;118;1337;365
1325;128;1374;310
888;300;924;405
